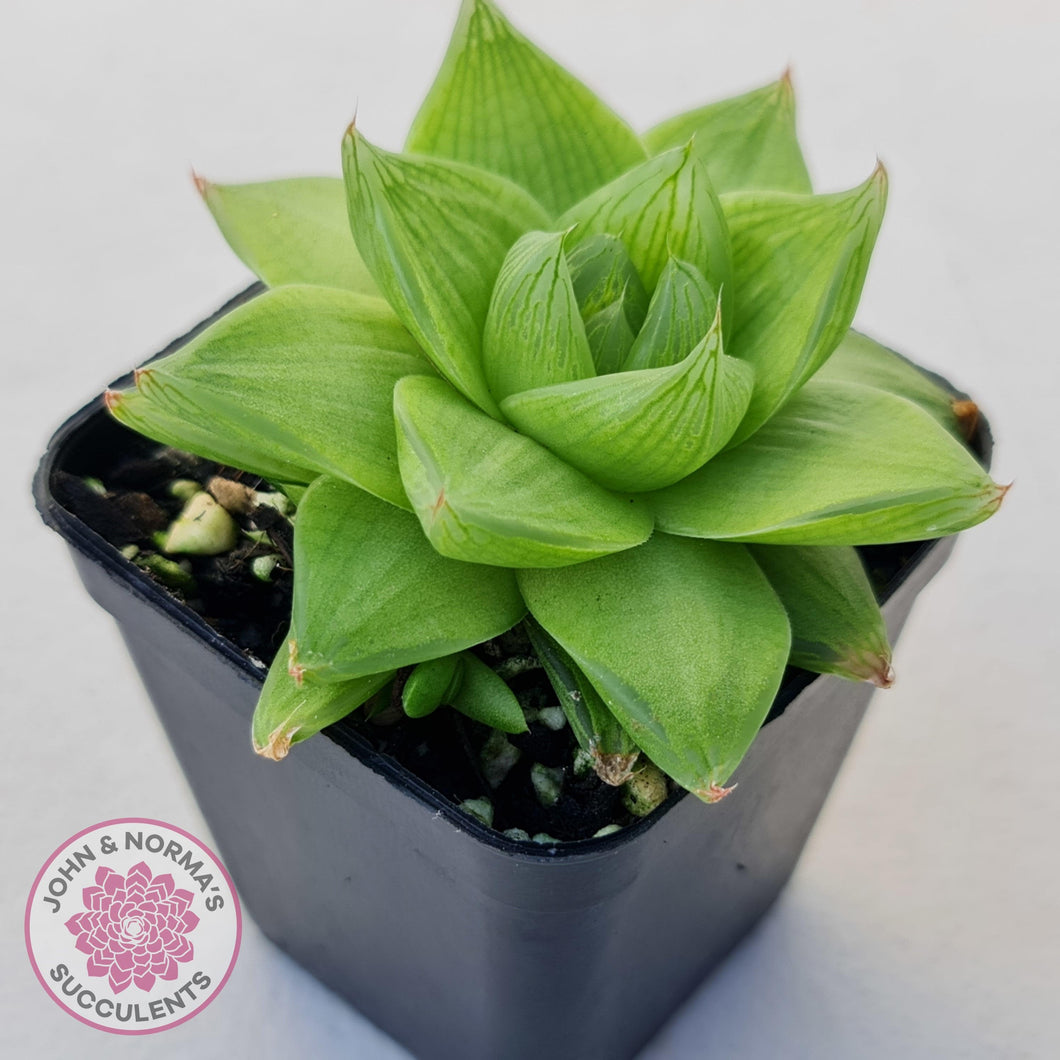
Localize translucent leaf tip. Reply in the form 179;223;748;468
987;481;1013;515
344;102;360;142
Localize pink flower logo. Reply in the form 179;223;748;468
64;862;199;993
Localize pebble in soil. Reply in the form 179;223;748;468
354;702;634;842
56;444;294;662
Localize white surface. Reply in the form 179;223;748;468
2;1;1057;1057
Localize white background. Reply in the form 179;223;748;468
3;1;1057;1057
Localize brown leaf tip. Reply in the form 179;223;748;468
779;66;795;101
951;398;980;441
103;389;122;411
871;157;888;190
842;647;895;687
696;781;737;804
254;723;296;762
870;662;896;689
191;168;210;197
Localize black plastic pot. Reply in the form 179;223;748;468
35;291;990;1060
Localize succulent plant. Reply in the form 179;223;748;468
105;0;1004;806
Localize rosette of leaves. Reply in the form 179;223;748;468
106;0;1004;805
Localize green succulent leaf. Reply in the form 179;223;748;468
566;233;650;330
402;654;465;718
290;476;526;681
723;167;888;444
651;379;1005;545
643;75;812;195
342;127;549;416
481;230;595;403
557;144;733;306
583;297;637;376
197;177;380;295
501;307;753;492
748;545;894;685
106;287;431;508
394;375;654;567
623;256;718;371
524;617;637;768
518;533;791;798
252;641;394;760
405;0;646;216
450;652;528;734
815;329;977;441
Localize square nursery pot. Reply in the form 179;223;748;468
35;288;992;1060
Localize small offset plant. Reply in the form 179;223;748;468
105;0;1004;809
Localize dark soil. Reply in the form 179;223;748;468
52;449;293;660
56;439;641;841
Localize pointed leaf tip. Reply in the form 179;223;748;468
103;389;122;411
344;106;359;141
191;169;209;197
